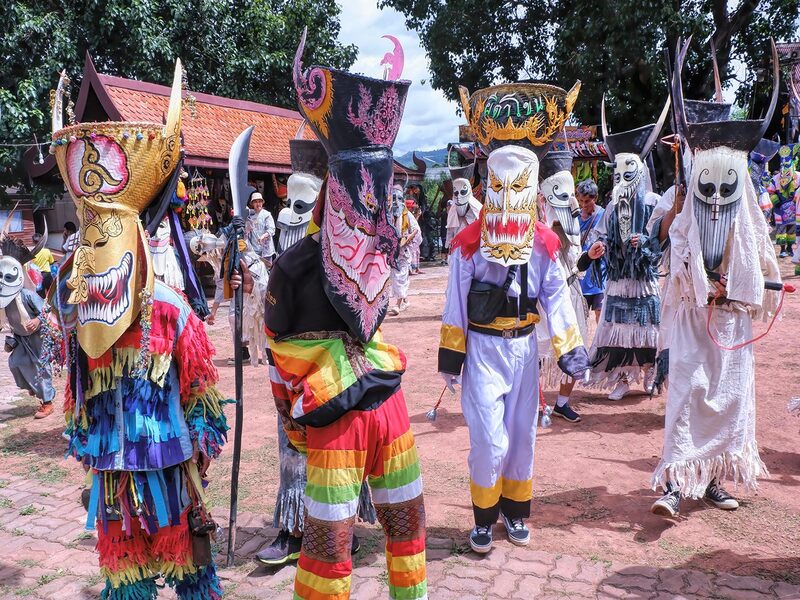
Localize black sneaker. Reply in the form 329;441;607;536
650;490;681;517
552;402;581;423
705;481;739;510
500;513;530;546
255;530;302;565
351;534;360;555
469;525;493;554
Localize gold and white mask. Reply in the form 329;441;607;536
50;61;183;358
482;146;539;265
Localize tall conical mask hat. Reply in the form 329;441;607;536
50;61;183;358
672;37;779;271
458;81;580;265
293;30;410;342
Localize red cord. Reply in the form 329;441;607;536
706;287;788;351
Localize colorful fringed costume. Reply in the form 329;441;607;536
264;34;426;599
47;62;229;599
767;145;800;255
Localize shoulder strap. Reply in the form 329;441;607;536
502;265;518;292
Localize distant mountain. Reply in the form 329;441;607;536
395;148;449;168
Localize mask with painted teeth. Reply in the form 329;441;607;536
481;146;539;266
50;61;183;358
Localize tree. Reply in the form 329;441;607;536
380;0;799;131
0;0;357;205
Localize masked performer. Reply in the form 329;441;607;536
650;41;782;518
535;151;588;423
445;159;482;249
768;145;800;257
648;90;735;390
749;139;780;219
48;64;229;599
256;138;377;566
440;82;590;554
262;34;426;599
583;96;670;400
190;225;268;366
0;216;56;418
149;216;186;290
388;187;422;316
276;139;325;254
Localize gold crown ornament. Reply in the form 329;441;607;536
50;61;183;358
459;81;580;158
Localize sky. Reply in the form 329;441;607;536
337;0;462;155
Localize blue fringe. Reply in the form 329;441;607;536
603;294;661;326
604;193;662;283
169;562;223;600
101;577;159;600
187;398;232;459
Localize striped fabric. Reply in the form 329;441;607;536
294;390;427;600
268;331;406;425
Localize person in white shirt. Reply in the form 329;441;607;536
247;191;276;267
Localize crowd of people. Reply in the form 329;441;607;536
1;29;797;600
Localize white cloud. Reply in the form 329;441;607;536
337;0;463;154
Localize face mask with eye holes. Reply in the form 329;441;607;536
691;147;746;271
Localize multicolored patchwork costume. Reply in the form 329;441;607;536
767;145;800;255
48;63;229;599
439;82;589;542
262;34;427;599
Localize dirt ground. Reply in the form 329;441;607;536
1;255;799;585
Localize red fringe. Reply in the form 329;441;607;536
150;509;192;565
449;215;482;259
449;214;560;262
177;312;218;401
63;379;74;413
117;300;180;355
96;518;150;572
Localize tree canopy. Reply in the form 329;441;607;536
380;0;799;131
0;0;357;204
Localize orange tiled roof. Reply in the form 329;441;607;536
99;74;314;174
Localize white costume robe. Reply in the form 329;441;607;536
652;148;781;497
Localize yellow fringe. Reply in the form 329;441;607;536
183;386;226;420
101;564;156;587
86;350;172;400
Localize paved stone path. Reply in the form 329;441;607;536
1;472;800;599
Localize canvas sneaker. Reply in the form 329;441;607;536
705;481;739;510
469;525;493;554
255;530;302;566
608;381;630;401
650;490;681;517
552;402;581;423
501;514;530;546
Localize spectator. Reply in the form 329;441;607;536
30;233;55;297
247;191;276;268
62;221;79;254
576;180;607;322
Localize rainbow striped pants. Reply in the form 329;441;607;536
294;390;427;599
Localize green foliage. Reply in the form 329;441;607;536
381;0;799;129
0;0;357;205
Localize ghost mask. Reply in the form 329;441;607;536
453;178;473;217
0;256;24;309
539;170;580;244
482;146;539;266
691;147;746;270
